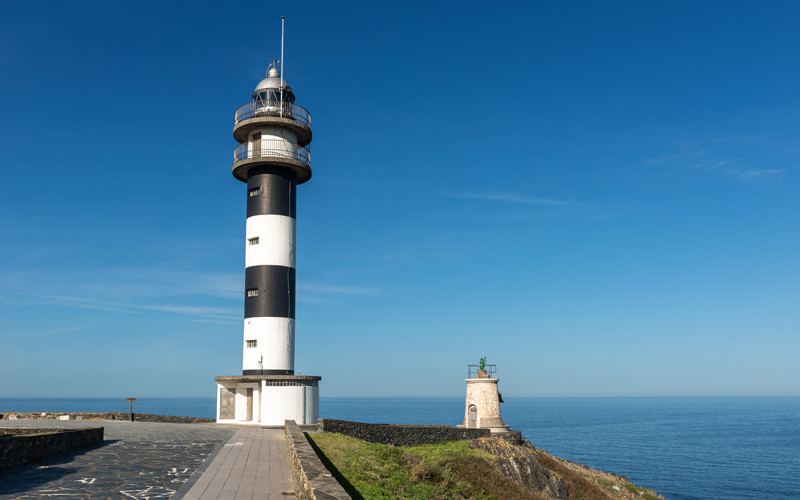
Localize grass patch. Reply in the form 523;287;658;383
624;482;641;494
308;433;548;499
624;481;660;500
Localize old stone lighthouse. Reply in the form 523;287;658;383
460;360;509;433
215;55;320;425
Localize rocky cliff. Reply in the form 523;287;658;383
472;437;663;500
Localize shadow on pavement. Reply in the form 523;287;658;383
0;440;119;496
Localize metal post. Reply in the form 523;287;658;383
280;16;285;118
126;397;136;422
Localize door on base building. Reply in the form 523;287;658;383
245;388;253;421
468;405;477;428
220;388;235;419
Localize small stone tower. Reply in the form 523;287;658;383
460;359;509;433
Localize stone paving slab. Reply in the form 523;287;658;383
175;427;295;500
0;420;236;499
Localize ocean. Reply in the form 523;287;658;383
1;396;798;500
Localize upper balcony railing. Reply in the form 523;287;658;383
467;364;497;378
233;141;311;167
234;100;311;128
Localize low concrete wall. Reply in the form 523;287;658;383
0;427;104;469
285;420;351;500
0;412;213;424
319;418;491;446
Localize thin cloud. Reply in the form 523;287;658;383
6;325;83;338
297;282;381;296
1;267;242;303
296;281;382;306
93;269;241;299
187;318;240;326
727;167;785;179
452;192;576;207
642;149;710;167
642;148;739;172
705;159;740;172
27;294;239;321
296;295;340;306
642;146;785;180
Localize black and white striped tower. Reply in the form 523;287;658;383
215;42;320;425
235;61;310;377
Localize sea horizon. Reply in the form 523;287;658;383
4;394;798;400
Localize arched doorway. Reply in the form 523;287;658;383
468;404;477;428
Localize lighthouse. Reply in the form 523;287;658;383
458;359;509;433
214;42;320;425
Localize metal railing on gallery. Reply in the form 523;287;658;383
233;141;311;167
234;100;311;127
467;364;497;378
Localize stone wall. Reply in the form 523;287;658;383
319;418;491;446
0;412;213;424
0;427;104;469
284;420;350;500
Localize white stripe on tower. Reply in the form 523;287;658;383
242;317;294;372
245;216;296;268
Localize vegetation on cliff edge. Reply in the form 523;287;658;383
308;433;664;500
308;433;548;499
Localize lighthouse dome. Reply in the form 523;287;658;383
252;66;295;102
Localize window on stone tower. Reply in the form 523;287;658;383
248;237;260;246
246;340;257;348
248;187;262;197
246;288;258;297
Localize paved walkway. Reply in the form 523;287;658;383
174;427;294;500
0;419;238;499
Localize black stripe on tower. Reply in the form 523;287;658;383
247;166;297;218
244;265;296;319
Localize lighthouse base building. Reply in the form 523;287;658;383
215;375;319;426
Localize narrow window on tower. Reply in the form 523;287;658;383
248;187;262;197
246;340;257;348
248;237;260;246
246;288;259;297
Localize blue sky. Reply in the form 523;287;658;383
1;1;798;398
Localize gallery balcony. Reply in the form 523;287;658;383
232;141;312;183
233;100;312;146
